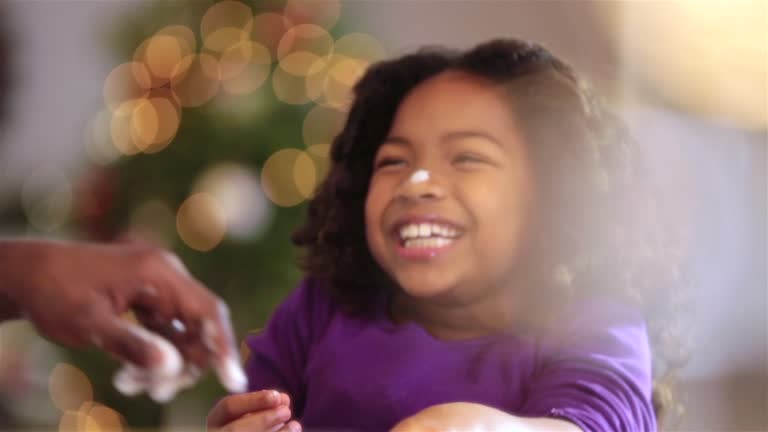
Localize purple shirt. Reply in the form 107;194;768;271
245;278;656;431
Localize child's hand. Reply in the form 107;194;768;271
207;389;302;432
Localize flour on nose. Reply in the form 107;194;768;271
409;169;430;184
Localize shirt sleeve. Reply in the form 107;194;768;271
519;297;656;432
243;277;334;417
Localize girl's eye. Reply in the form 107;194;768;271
374;157;407;170
454;154;485;164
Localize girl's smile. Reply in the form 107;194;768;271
391;213;464;259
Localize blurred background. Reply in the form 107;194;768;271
0;0;764;431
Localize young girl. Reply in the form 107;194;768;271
207;39;682;432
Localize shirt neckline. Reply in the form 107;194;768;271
372;289;522;346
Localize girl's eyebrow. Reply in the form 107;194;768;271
382;131;503;149
441;130;503;148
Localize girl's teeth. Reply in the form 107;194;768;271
406;225;418;238
403;237;453;249
398;223;461;240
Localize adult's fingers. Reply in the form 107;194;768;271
95;315;183;375
133;249;246;392
207;390;286;428
133;308;210;370
177;289;246;393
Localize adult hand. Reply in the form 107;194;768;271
207;389;301;432
0;239;247;401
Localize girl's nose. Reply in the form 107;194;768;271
395;168;446;202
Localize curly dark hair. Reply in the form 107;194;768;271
292;38;688;420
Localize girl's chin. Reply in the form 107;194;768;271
396;277;458;299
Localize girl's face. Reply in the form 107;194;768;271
365;71;536;305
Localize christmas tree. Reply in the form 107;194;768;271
1;0;387;428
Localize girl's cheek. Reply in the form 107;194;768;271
367;179;391;203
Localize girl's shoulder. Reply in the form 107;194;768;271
538;295;653;389
269;277;393;345
540;295;650;359
278;276;342;325
555;295;646;335
245;277;344;353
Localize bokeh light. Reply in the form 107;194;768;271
261;149;317;206
272;65;312;105
200;52;225;82
302;104;346;148
306;143;331;185
203;27;250;57
200;1;253;54
305;54;368;109
129;95;181;153
280;50;326;77
103;62;151;115
176;192;227;251
84;109;122;165
170;54;222;107
293;150;316;199
322;56;367;108
58;409;88;432
218;40;261;80
49;363;93;412
133;26;196;86
86;403;124;432
144;35;185;79
220;42;272;95
284;0;341;30
333;33;387;63
277;24;333;76
610;1;767;129
21;168;73;232
193;163;271;239
110;110;141;156
246;12;294;59
221;62;270;95
58;402;124;432
111;88;181;156
156;25;197;55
